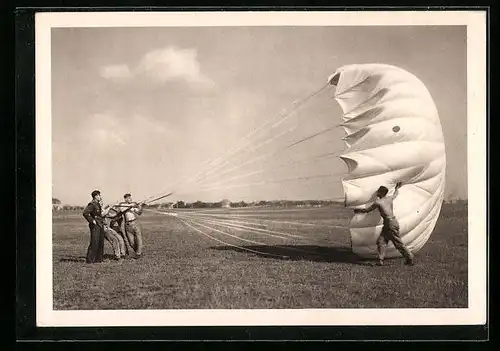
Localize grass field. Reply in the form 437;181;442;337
52;203;468;310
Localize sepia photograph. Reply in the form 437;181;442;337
35;11;487;327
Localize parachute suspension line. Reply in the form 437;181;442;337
139;83;334;204
168;83;332;195
178;218;289;259
178;215;293;240
178;215;324;256
196;99;336;184
191;122;342;189
143;192;174;205
145;207;347;236
177;213;306;239
188;151;343;194
181;216;293;252
148;208;284;246
284;124;340;149
182;173;344;195
182;218;272;246
185;124;345;193
198;126;296;180
141;183;183;204
195;82;331;177
175;211;349;229
139;83;337;205
176;211;270;225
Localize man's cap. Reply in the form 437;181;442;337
124;193;132;198
91;190;101;198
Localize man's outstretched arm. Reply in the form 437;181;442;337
392;182;403;199
354;202;378;214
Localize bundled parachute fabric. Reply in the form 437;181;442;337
328;64;446;258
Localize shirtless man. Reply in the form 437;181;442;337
118;194;145;259
354;182;414;266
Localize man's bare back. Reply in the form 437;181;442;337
374;196;396;221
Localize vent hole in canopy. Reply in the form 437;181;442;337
392;125;401;133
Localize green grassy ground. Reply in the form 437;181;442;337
52;203;467;309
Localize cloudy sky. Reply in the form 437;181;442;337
51;25;467;205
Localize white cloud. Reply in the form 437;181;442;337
99;46;214;89
76;113;129;147
99;64;134;82
76;112;176;151
94;129;127;146
137;46;212;85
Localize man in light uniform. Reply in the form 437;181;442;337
119;193;145;259
101;205;127;260
108;206;131;256
354;182;414;266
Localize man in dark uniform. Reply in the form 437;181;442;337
82;190;106;263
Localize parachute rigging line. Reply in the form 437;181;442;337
149;208;291;255
189;151;342;194
175;211;348;229
185;125;344;193
177;213;306;239
182;217;272;246
137;83;333;205
176;213;268;228
188;83;331;181
144;192;174;205
178;215;291;240
196;100;336;183
178;218;289;259
179;216;322;256
193;125;342;188
165;83;331;196
199;126;297;181
186;172;343;195
172;201;346;214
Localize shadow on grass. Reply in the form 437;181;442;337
58;254;120;263
211;245;376;265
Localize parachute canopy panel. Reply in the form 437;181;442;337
329;64;446;258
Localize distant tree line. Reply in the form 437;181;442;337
52;197;84;212
52;197;344;212
154;199;343;209
52;195;467;212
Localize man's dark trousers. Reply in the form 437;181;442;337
86;222;105;263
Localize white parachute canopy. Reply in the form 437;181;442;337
328;64;446;258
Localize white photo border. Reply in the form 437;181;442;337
35;10;488;327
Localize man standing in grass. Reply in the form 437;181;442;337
101;205;127;261
354;182;415;266
118;193;145;259
82;190;106;264
108;206;131;256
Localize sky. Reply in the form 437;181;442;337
51;25;467;205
